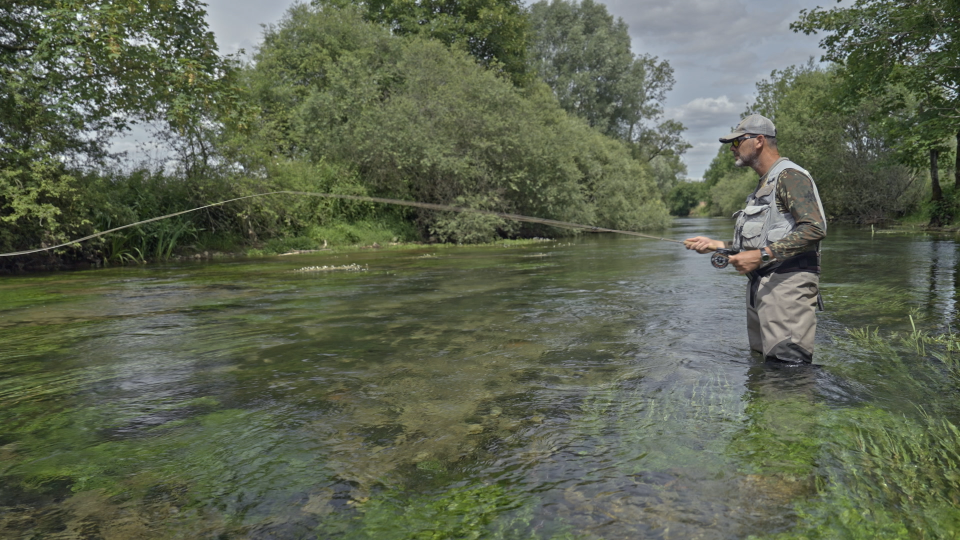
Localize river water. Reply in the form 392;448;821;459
2;218;959;539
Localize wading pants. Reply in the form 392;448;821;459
746;270;820;363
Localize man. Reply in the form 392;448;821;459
685;114;827;363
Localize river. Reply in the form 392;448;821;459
2;218;959;539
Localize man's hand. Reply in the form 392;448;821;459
729;249;765;274
684;236;723;254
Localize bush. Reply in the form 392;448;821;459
237;3;669;243
710;169;756;217
666;181;708;216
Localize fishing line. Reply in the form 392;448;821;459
0;191;686;258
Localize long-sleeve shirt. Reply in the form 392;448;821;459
766;168;827;260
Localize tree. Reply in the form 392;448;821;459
793;0;960;224
702;146;737;189
751;66;919;221
526;0;688;160
701;65;920;221
0;0;239;251
320;0;531;85
238;3;669;242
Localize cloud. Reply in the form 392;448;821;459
606;0;802;56
205;0;294;55
668;95;742;130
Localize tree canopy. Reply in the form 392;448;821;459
526;0;679;148
0;0;238;251
239;3;668;241
324;0;531;85
793;0;960;223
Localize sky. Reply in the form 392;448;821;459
197;0;839;179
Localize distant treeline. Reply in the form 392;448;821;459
2;0;958;269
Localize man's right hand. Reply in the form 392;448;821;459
684;236;723;254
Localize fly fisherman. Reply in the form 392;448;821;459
684;114;827;363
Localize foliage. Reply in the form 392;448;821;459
648;152;689;200
526;0;689;162
700;63;924;221
709;169;755;217
702;145;738;189
792;0;960;120
0;0;242;258
749;66;922;222
665;180;707;217
792;0;960;223
338;0;531;86
751;65;920;222
238;3;669;243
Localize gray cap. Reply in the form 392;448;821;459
719;114;776;143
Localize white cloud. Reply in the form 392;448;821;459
668;96;742;129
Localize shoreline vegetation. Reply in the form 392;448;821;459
5;236;562;273
3;0;958;273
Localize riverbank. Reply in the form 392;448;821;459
0;236;561;274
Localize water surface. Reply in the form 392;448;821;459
2;218;959;539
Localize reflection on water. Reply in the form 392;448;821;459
1;219;960;539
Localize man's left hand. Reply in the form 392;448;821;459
729;249;763;274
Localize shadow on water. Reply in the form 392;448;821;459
2;221;960;539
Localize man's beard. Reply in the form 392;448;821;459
735;152;757;168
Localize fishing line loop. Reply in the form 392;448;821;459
0;191;685;258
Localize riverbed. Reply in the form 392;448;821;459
2;218;959;539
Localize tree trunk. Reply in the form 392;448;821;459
955;131;960;190
930;148;943;227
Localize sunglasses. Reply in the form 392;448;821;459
730;135;759;148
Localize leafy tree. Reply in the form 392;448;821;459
750;66;920;221
793;0;960;223
709;169;755;217
0;0;238;252
701;64;920;221
238;3;669;242
702;146;737;189
526;0;688;161
666;180;707;217
319;0;531;85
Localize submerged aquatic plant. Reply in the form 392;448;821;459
752;311;960;539
758;407;960;540
317;484;553;540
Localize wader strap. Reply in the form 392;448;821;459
748;272;761;309
771;251;820;275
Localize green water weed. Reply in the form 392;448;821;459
757;406;960;540
323;484;522;540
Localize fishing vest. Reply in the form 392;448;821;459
732;158;826;256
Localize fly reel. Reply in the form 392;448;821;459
711;248;738;269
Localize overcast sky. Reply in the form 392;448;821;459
201;0;837;179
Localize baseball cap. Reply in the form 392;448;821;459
719;114;776;143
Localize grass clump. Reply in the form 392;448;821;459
758;407;960;540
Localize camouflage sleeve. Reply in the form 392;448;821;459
769;169;826;260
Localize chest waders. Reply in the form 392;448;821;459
733;158;826;312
